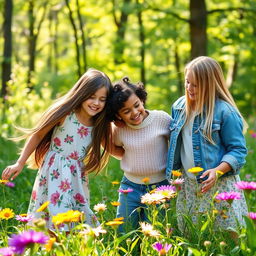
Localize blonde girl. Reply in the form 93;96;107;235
2;69;112;229
166;56;248;234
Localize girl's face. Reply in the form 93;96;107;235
117;93;147;126
185;70;198;101
81;86;107;117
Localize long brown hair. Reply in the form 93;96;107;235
20;68;112;173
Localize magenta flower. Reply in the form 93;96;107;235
58;179;71;192
215;191;241;204
8;230;49;255
69;151;79;160
5;182;15;188
50;191;60;206
118;188;134;194
251;132;256;138
77;126;89;138
248;212;256;220
0;247;15;256
15;214;33;223
156;185;176;192
235;181;256;191
74;193;86;204
152;242;172;255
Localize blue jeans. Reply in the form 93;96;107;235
116;175;169;233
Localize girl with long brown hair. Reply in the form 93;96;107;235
2;68;112;229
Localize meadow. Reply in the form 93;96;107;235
0;123;256;256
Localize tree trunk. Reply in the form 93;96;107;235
189;0;207;59
136;0;146;86
112;0;131;64
1;0;13;99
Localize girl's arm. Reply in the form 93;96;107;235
2;118;63;180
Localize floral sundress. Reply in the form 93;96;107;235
28;112;98;230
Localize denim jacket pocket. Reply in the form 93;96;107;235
199;122;221;144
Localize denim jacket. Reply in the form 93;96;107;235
166;96;247;181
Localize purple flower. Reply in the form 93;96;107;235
152;242;172;255
215;191;241;204
235;181;256;191
248;212;256;220
156;185;176;192
118;188;133;194
15;214;33;223
5;182;15;188
8;230;49;255
0;247;15;256
251;132;256;138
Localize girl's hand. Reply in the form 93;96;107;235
2;162;24;181
200;169;217;193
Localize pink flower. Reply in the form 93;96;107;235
58;179;71;192
5;182;15;188
118;188;134;194
69;151;79;160
8;230;48;255
215;191;241;204
64;135;74;144
152;242;172;255
0;247;15;256
15;214;33;223
31;190;37;201
70;165;76;174
50;191;60;206
251;133;256;138
74;193;86;204
48;154;55;167
248;212;256;220
53;137;61;147
77;126;89;138
52;169;60;179
156;185;176;192
235;181;256;191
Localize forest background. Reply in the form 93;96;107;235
1;0;256;216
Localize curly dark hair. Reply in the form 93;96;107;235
107;76;147;121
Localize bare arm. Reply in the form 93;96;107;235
1;119;62;180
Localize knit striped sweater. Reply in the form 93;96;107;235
114;110;171;184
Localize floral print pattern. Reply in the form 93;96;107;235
28;112;99;230
176;172;248;232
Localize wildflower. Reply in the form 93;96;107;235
215;191;241;205
187;167;204;175
15;214;33;223
152;242;172;255
251;132;256;138
172;170;182;177
93;203;107;213
8;230;49;255
52;210;82;226
155;185;177;200
45;237;56;252
141;192;166;205
248;212;256;223
170;178;184;191
235;181;256;191
118;188;133;194
140;222;160;238
0;247;15;256
0;208;15;220
105;220;124;227
111;181;120;185
111;201;121;207
0;180;9;184
5;182;15;188
114;217;124;221
81;225;107;237
36;201;50;212
142;177;150;184
204;241;211;249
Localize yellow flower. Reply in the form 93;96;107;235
0;208;15;220
52;210;82;225
0;180;9;184
172;170;182;177
36;201;50;212
114;217;124;221
111;201;121;207
93;203;107;213
187;167;204;175
105;220;124;227
45;237;56;252
111;181;120;185
141;177;150;184
216;170;224;178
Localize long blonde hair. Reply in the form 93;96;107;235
20;68;112;173
184;56;246;144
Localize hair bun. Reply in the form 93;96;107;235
122;76;130;84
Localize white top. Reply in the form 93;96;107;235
114;110;171;184
180;113;196;179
